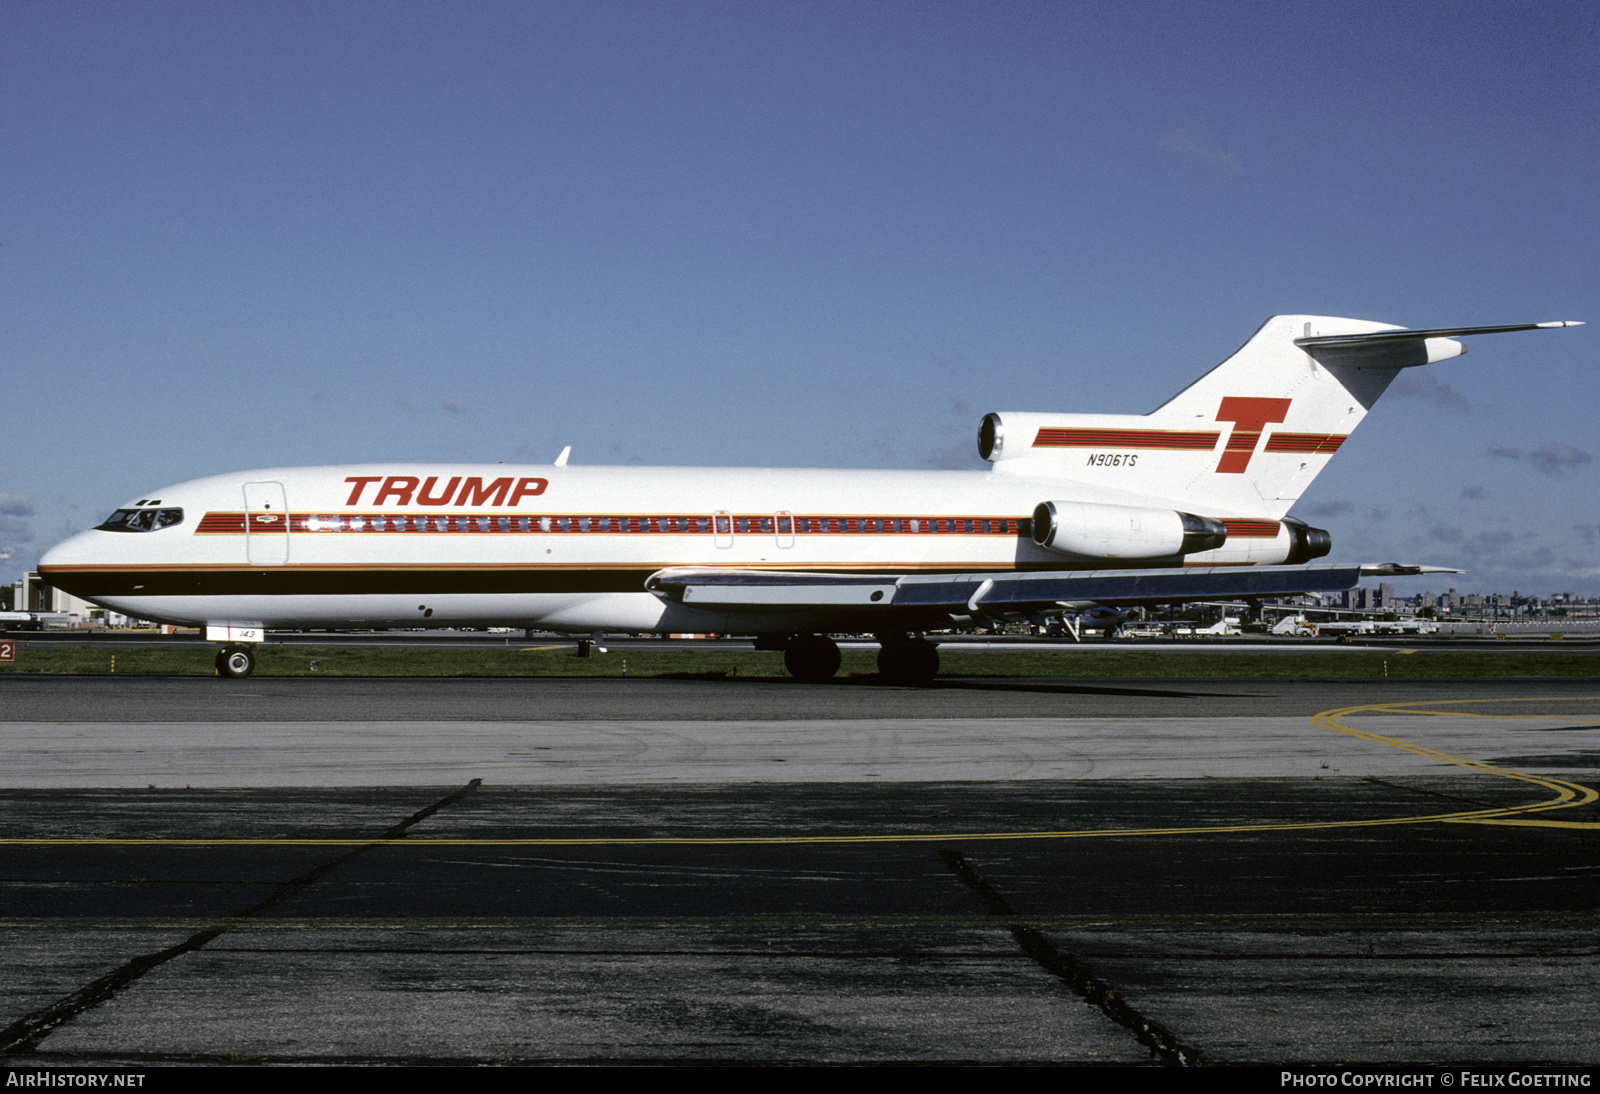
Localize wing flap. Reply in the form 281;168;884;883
658;570;899;609
647;563;1459;616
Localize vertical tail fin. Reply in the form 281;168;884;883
981;315;1579;518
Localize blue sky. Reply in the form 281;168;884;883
5;0;1595;595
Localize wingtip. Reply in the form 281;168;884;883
1537;321;1585;328
1360;563;1468;576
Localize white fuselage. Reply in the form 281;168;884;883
38;461;1304;634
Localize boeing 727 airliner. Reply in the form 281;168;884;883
38;315;1581;683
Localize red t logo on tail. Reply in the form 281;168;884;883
1214;397;1291;473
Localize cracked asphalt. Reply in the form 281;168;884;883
0;674;1596;1065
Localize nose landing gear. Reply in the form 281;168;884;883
215;644;256;678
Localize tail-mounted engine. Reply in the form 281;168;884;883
1029;502;1332;565
1031;501;1227;560
1281;516;1332;564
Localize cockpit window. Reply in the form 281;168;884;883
97;507;184;532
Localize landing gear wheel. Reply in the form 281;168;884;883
216;644;255;678
877;637;940;686
783;634;841;683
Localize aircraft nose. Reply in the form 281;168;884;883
40;530;96;570
37;529;108;599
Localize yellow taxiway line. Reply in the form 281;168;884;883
2;697;1594;846
1312;698;1599;829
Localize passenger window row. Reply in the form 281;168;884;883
196;512;1029;536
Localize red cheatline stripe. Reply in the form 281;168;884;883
1221;519;1282;538
196;512;1292;541
1264;433;1346;454
196;513;247;533
1032;428;1220;450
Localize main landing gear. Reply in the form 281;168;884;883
876;635;940;687
776;633;941;686
215;644;256;678
783;634;842;683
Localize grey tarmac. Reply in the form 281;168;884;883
0;673;1596;1066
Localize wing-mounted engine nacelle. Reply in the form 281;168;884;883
1031;501;1227;560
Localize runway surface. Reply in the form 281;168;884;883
0;674;1596;1065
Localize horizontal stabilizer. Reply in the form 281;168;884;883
1296;321;1582;348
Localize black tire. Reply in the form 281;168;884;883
877;638;940;686
783;634;841;682
217;645;255;678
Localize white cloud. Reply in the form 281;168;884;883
1388;371;1469;413
1161;127;1241;174
1530;443;1592;476
1486;443;1593;476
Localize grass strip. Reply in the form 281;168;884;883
1;643;1595;678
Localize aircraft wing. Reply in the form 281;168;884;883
646;562;1460;618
